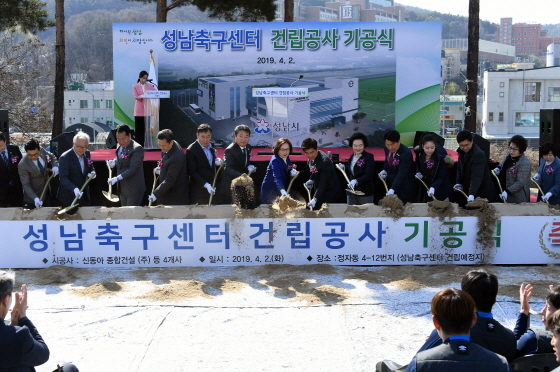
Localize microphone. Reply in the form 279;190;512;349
290;75;304;87
147;79;153;82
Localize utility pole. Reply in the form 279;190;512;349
284;0;294;22
464;0;479;133
52;0;65;138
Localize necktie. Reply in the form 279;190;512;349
388;152;394;167
242;148;247;167
1;152;8;168
37;159;44;173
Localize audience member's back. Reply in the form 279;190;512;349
416;270;516;362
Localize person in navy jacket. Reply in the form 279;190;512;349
379;130;416;203
406;288;509;372
342;132;375;205
414;133;452;202
533;142;560;205
260;138;295;204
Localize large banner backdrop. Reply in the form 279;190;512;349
113;22;441;147
6;216;560;268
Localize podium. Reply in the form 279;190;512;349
139;90;170;149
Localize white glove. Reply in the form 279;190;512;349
348;179;357;188
204;183;215;195
415;172;423;180
543;192;553;202
87;171;96;179
108;159;116;168
290;169;297;177
305;180;314;189
247;165;256;172
51;166;59;177
533;173;540;182
148;193;157;203
73;187;83;198
453;184;463;190
280;189;289;196
338;163;345;170
379;170;387;179
108;177;119;185
428;187;435;197
215;158;222;167
500;191;508;200
307;198;316;208
492;167;501;176
467;195;475;202
155;167;161;176
386;189;394;196
34;197;43;208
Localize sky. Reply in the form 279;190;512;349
396;0;559;26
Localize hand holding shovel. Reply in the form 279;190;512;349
57;172;96;215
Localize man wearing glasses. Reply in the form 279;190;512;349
18;139;59;209
455;130;497;204
57;132;96;209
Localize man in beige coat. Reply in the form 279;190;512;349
18;139;59;209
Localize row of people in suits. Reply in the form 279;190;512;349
4;126;560;210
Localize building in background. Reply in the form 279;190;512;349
273;0;405;22
547;43;560;67
441;39;516;85
499;18;552;56
64;78;114;130
482;65;560;137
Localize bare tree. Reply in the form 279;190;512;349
0;31;54;146
124;0;276;23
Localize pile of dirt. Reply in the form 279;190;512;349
231;174;259;210
137;280;212;301
72;282;124;298
464;198;499;250
378;194;405;219
428;198;456;220
272;195;307;214
31;265;88;285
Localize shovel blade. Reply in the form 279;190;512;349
103;191;120;203
57;203;80;216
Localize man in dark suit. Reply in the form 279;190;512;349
18;139;59;209
0;132;23;207
107;124;145;206
455;130;497;203
0;270;79;372
218;124;253;205
187;123;220;205
149;129;189;206
379;129;416;203
57;132;95;208
301;137;342;210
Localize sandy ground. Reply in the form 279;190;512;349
6;264;560;372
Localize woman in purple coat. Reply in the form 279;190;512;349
260;138;296;204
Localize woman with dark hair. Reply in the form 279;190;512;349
132;70;156;147
515;283;560;357
341;132;374;205
534;142;560;204
414;133;452;202
493;135;531;203
260;138;296;204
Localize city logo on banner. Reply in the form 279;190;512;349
254;118;271;134
539;221;560;259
